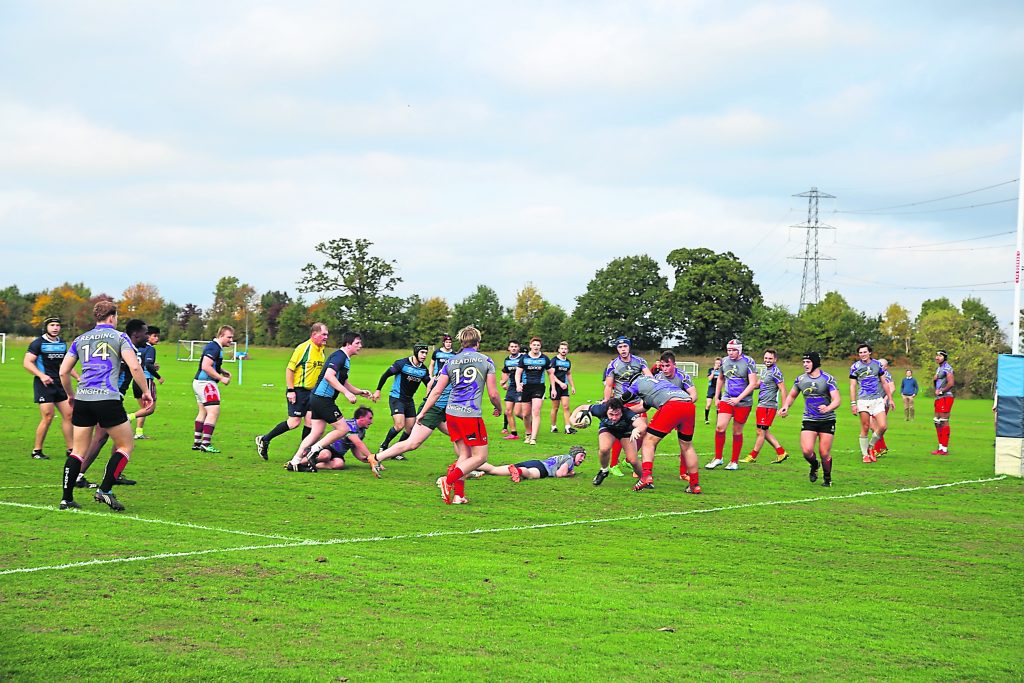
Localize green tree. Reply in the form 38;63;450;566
451;285;512;346
915;308;996;397
740;302;795;357
570;255;668;351
790;291;879;359
258;290;292;345
917;297;956;323
960;297;1005;348
533;304;568;346
512;282;548;339
205;276;257;339
879;302;913;357
664;248;762;353
275;300;311;347
412;297;452;343
0;285;34;335
31;283;92;337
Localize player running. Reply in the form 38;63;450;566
373;343;431;451
57;301;151;511
24;316;75;459
191;326;234;453
548;341;576;434
515;337;552;445
779;351;840;487
420;325;501;505
932;350;955;455
603;335;653;475
706;339;759;471
474;445;587;481
430;333;456;377
741;348;788;464
849;343;892;463
255;323;328;461
500;340;524;440
573;397;647;486
131;326;164;440
306;407;375;471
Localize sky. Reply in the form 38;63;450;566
2;1;1023;332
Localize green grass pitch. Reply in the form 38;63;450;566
0;346;1021;681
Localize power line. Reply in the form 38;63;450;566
829;273;1012;291
838;196;1016;216
837;178;1019;213
834;230;1013;250
834;242;1013;253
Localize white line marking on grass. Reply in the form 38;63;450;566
0;500;310;543
0;475;1007;576
0;485;51;490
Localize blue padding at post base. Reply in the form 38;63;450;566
996;396;1024;438
996;354;1024;397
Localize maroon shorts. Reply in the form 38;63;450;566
646;400;695;438
447;415;489;446
718;401;751;424
934;396;954;413
755;407;777;427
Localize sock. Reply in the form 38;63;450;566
714;431;725;459
877;436;888;451
454;478;465;497
749;449;759;459
610;440;621;467
301;425;311;440
62;454;84;502
445;464;465;485
193;420;204;445
868;433;880;449
822;456;832;478
806;453;819;467
100;450;129;491
641;461;653;479
127;412;136;422
941;425;950;448
201;423;215;446
776;446;786;455
503;414;508;430
398;431;410;443
704;408;710;421
135;427;144;436
381;426;400;450
679;456;687;477
730;434;743;463
511;430;518;437
264;420;291;442
688;470;699;487
859;436;869;456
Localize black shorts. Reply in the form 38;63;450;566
705;385;716;399
504;388;522;403
515;459;550;478
132;378;157;400
389;396;416;418
71;399;128;429
309;395;344;424
599;426;633;440
287;388;312;418
802;419;836;435
520;384;546;403
34;378;68;404
550;385;569;400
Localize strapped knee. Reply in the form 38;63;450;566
934;417;947;426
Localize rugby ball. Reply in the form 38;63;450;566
571;407;592;429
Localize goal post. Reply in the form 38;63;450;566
176;340;239;362
0;333;6;364
680;361;699;379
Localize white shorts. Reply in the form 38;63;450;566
193;379;221;406
856;397;886;416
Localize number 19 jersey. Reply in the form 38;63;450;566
442;349;495;418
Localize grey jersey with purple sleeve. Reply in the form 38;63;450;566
850;360;885;400
793;371;838;421
721;354;758;406
70;324;136;402
934;362;954;397
442;348;495;418
604;355;649;397
757;365;785;409
626;375;690;409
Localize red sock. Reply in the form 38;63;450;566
610;439;621;467
748;450;758;459
679;456;686;477
641;461;653;478
731;435;743;463
714;431;725;458
445;465;465;485
941;425;950;447
688;470;699;486
776;446;786;455
877;436;888;450
193;420;203;443
454;478;465;496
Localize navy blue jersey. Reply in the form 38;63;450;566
141;344;160;380
502;354;522;380
313;350;351;399
378;357;430;399
588;402;641;432
27;336;68;379
119;342;145;396
431;348;457;377
518;353;550;385
549;356;571;383
194;340;223;381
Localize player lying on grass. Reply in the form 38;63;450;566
570;397;646;486
470;445;587;481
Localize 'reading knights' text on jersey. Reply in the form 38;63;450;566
69;324;136;402
757;364;785;409
720;354;758;406
850;359;886;399
793;371;838;421
442;348;495;418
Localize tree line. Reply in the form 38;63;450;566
0;239;1010;396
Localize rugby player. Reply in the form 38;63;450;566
191;326;234;453
515;337;552;445
654;351;701;479
500;340;523;440
419;325;501;505
373;343;430;451
131;326;164;439
368;380;453;477
573;397;647;486
548;341;576;434
874;358;895;454
306;407;375;471
621;374;702;494
704;357;722;424
705;339;759;471
740;349;788;464
255;323;328;460
287;332;375;470
779;352;840;487
602;335;653;474
849;343;892;463
475;445;587;481
24;316;75;459
932;350;955;455
57;301;151;511
430;333;456;377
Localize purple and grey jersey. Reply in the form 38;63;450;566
69;324;135;402
627;375;690;409
757;364;785;409
535;453;575;477
934;362;954;397
604;355;649;397
850;359;885;400
793;371;838;422
721;354;758;406
328;418;366;457
655;370;694;395
442;348;495;418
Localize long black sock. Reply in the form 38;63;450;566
265;420;291;442
503;414;509;430
301;425;311;440
822;455;832;478
380;426;400;450
398;431;410;443
62;455;83;502
100;450;129;491
704;408;710;421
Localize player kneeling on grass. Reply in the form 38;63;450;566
779;352;841;488
471;445;587;481
571;398;646;486
304;407;374;471
619;375;702;494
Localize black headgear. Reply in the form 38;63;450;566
936;349;948;361
803;351;821;370
568;445;587;459
42;316;61;329
413;342;429;354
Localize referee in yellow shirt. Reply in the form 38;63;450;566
255;323;328;460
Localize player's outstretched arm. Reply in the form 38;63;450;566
486;372;501;416
779;386;800;417
58;352;78;403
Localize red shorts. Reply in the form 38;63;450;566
625;401;648;420
446;415;489;446
647;400;695;437
934;396;954;413
756;407;777;427
718;401;751;424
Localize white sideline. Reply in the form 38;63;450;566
0;500;309;542
0;475;1008;576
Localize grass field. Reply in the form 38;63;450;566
1;344;1021;682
